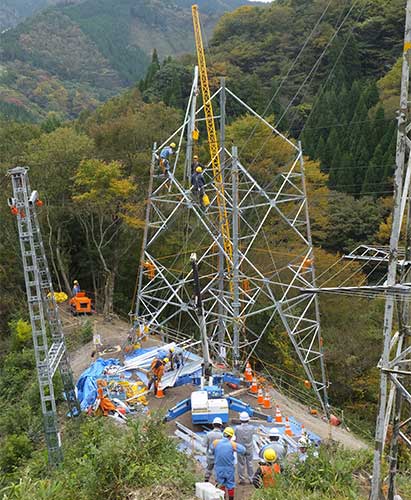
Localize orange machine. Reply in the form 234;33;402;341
69;292;92;315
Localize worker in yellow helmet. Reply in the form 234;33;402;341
147;357;169;395
159;142;176;175
191;154;203;175
212;427;246;500
72;279;80;296
191;165;206;207
252;448;281;489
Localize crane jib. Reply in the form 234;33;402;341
192;5;233;293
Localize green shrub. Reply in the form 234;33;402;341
0;435;33;474
66;319;94;351
0;414;198;499
252;445;373;500
79;320;93;345
8;318;32;351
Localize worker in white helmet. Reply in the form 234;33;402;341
235;411;255;484
72;279;80;296
203;417;224;482
294;435;319;464
259;427;287;464
297;436;310;463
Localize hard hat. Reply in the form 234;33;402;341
169;347;175;352
73;280;78;284
193;155;198;160
298;437;309;447
223;426;235;438
263;448;277;463
170;142;176;148
213;417;223;426
163;357;169;364
239;411;250;422
269;428;280;437
196;166;203;173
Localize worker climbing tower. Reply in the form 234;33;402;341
134;5;329;416
8;167;79;466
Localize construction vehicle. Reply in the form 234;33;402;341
69;291;93;316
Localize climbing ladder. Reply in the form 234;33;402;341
8;166;79;466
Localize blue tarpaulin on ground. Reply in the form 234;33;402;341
76;358;121;411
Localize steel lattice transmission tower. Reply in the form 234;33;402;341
370;2;411;498
8;167;79;466
134;76;330;416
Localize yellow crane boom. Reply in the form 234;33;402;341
192;4;233;286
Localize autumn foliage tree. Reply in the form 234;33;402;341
73;159;142;319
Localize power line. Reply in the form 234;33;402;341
276;0;361;129
297;1;372;138
292;115;395;133
238;0;336;156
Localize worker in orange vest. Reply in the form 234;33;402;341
252;448;281;489
147;357;169;395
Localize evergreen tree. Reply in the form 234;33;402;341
363;81;379;109
369;106;386;154
353;136;370;194
380;120;396;152
382;134;397;192
329;144;341;190
337;151;355;192
347;81;361;122
315;135;326;167
336;85;350;124
324;128;339;174
362;145;384;196
144;49;161;90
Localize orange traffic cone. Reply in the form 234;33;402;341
301;424;307;436
257;387;264;405
285;417;293;436
263;391;272;409
275;405;283;423
155;384;165;399
250;377;258;394
244;362;253;383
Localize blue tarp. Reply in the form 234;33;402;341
76;358;121;411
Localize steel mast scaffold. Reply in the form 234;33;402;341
8;166;79;466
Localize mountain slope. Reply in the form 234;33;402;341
0;0;254;120
0;0;67;32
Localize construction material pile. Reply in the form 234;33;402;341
75;342;203;420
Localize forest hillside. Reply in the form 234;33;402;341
0;0;254;120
